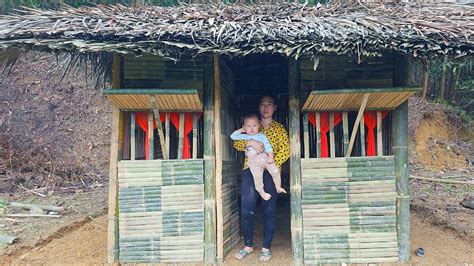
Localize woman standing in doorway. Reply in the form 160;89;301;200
233;95;290;262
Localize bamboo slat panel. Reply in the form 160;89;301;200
301;88;418;111
105;93;202;111
301;156;398;264
221;161;241;257
300;55;394;91
123;55;205;90
117;159;205;263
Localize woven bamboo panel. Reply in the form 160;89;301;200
117;159;205;263
221;161;241;257
105;92;202;111
123;55;205;90
301;156;398;264
300;55;394;91
302;88;418;111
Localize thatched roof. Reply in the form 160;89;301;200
0;2;472;61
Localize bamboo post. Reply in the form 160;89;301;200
289;58;304;266
346;94;369;157
177;112;185;159
360;113;366;157
107;104;120;263
150;97;169;159
393;101;410;262
130;113;136;160
165;113;170;158
377;111;383;156
193;112;198;159
112;54;124;161
147;113;154;160
342;112;349;155
315;112;321;158
107;53;122;263
303;112;310;158
213;54;224;263
329;112;335;158
203;56;217;264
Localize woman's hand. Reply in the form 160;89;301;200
247;140;264;153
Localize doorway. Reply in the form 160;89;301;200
223;54;292;262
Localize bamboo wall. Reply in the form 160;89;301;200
219;59;241;258
123;55;207;92
300;54;394;91
117;159;205;263
301;156;398;264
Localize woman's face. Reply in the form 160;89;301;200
259;96;277;119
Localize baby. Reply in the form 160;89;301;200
231;114;286;201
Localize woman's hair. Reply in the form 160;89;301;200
259;95;276;105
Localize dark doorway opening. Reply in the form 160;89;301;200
225;54;292;259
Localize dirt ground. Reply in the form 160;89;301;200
1;201;472;265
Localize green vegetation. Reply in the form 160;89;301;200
420;56;474;123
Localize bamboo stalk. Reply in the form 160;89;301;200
0;235;17;244
130;113;136;160
203;55;217;264
392;100;409;262
422;60;429;99
342;112;349;155
213;54;224;262
410;175;473;185
7;214;61;218
147;112;154;160
108;104;120;263
330;112;335;158
289;58;304;265
150;97;168;160
9;202;65;212
303;112;310;158
346;94;369;157
193;112;198;159
316;112;321;158
360;113;366;157
177;112;185;159
165;112;170;158
377;111;383;156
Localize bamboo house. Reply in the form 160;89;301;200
0;2;472;265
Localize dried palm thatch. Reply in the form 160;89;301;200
0;2;473;83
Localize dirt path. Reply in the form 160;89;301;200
2;213;472;265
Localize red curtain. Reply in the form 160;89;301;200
135;112;202;160
169;112;202;159
135;112;164;160
308;112;343;157
363;111;388;156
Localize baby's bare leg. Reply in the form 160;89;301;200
249;165;271;201
266;163;286;194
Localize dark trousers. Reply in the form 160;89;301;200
240;168;277;249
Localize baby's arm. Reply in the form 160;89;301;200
260;134;273;153
230;128;251;141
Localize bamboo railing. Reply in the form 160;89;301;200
302;110;386;159
128;111;201;160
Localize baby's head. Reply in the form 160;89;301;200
243;114;259;135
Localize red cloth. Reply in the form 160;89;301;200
308;112;343;157
135;112;164;160
363;111;388;156
169;112;202;159
135;112;202;160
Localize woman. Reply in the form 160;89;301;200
233;95;290;262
